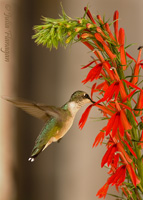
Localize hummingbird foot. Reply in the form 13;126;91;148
28;157;35;162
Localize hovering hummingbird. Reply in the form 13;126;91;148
4;91;94;162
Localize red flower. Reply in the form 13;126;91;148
107;165;126;186
106;108;132;137
79;104;95;129
107;163;140;187
92;127;106;147
113;10;119;41
91;81;109;99
96;183;109;199
96;80;127;104
101;141;132;168
101;144;118;167
118;28;127;70
82;63;103;84
79;101;115;130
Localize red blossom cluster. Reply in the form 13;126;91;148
78;8;143;199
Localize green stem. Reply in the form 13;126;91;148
134;188;142;200
127;107;143;191
124;98;143;194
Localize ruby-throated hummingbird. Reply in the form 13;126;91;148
4;91;94;162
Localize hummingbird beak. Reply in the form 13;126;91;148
90;99;96;104
88;96;95;104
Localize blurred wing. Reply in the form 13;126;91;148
3;97;61;121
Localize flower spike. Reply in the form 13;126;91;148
33;7;143;199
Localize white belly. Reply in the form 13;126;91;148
42;116;74;151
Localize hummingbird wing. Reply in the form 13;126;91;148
3;97;61;121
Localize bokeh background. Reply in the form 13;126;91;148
1;0;143;200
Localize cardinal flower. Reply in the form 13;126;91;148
95;80;127;104
92;127;106;147
101;143;118;167
79;103;95;129
91;81;109;99
82;63;104;84
96;183;109;199
106;108;132;137
107;163;139;187
107;165;126;186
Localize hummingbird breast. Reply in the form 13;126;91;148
30;110;74;158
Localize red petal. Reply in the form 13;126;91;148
126;164;140;187
81;60;95;69
122;79;141;91
114;83;120;100
104;82;116;102
117;143;132;163
123;140;137;158
96;183;109;198
107;145;117;166
119;80;128;101
92;128;106;147
119;115;125;136
108;165;126;186
113;154;120;168
120;110;132;130
101;144;116;167
119;103;138;125
78;104;94;129
96;104;114;116
82;63;103;84
122;89;137;103
126;52;136;63
106;113;116;136
112;113;120;137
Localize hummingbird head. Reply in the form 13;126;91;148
63;91;95;116
69;91;95;106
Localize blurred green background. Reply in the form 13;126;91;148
1;0;143;199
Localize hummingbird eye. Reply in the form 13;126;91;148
84;93;90;99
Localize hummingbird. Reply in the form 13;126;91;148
4;91;94;162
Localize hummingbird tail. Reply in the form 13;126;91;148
28;153;40;162
28;145;45;162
